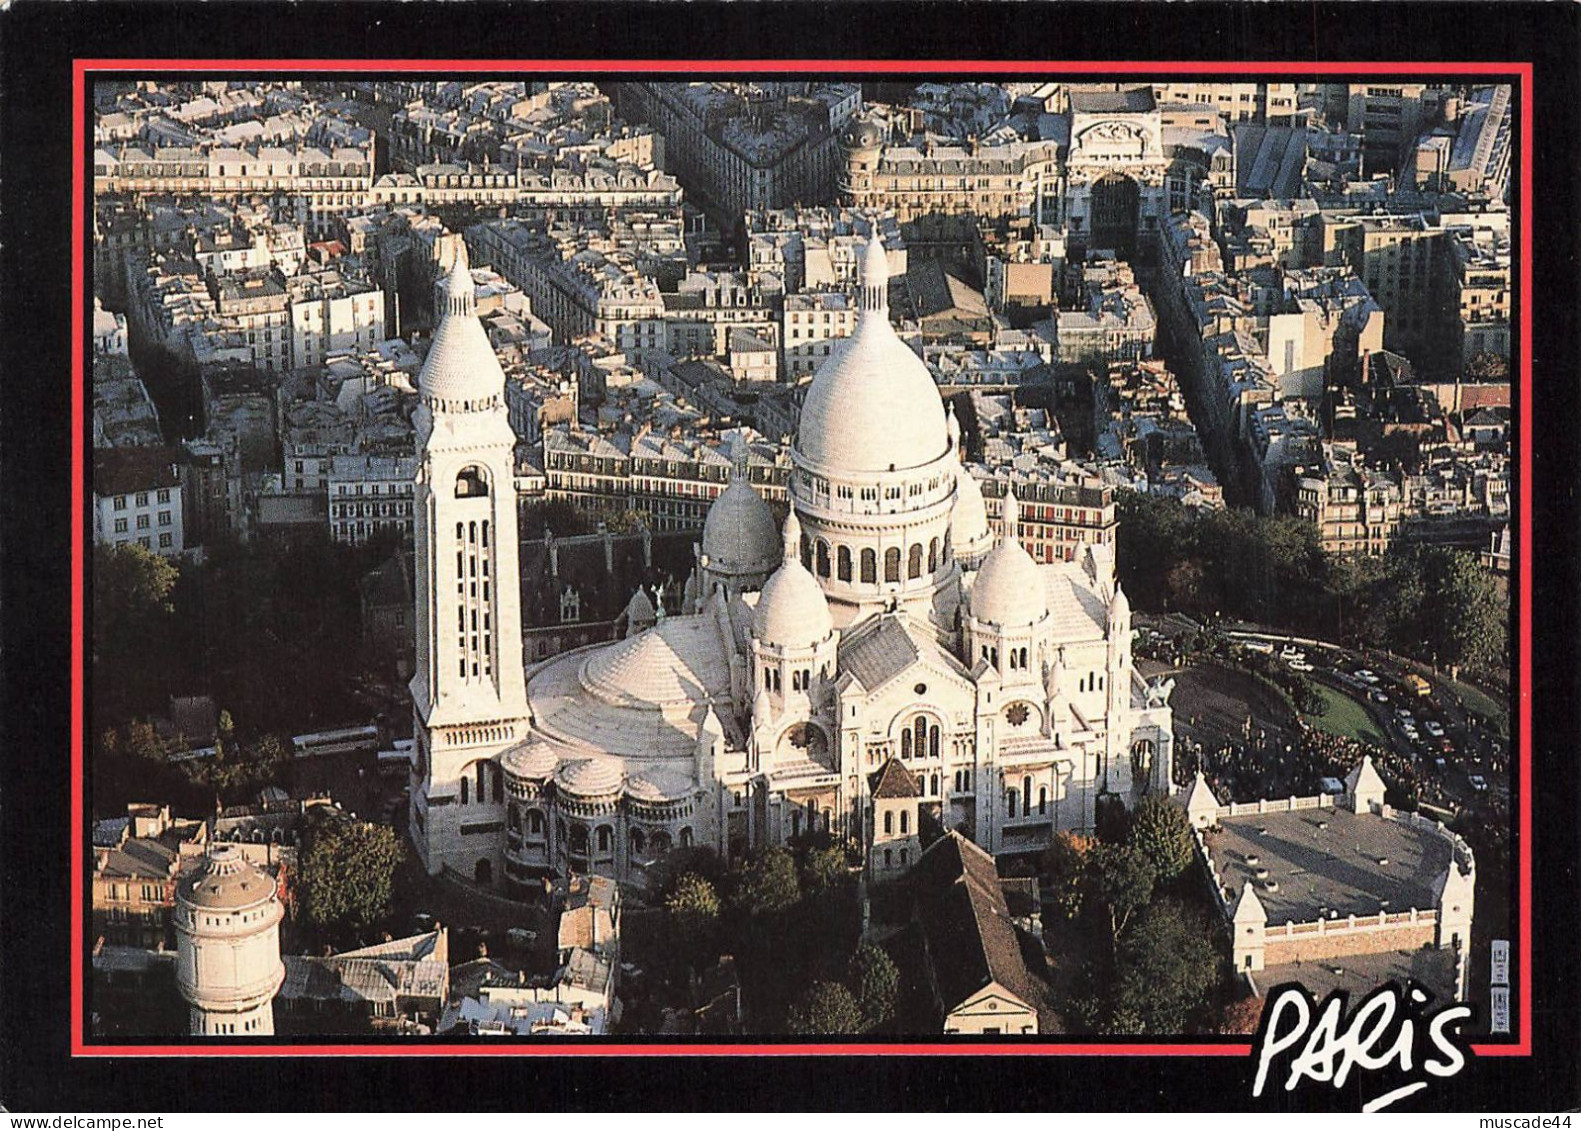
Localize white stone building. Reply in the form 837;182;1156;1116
408;238;1175;891
173;844;285;1036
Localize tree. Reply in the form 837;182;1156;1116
1215;994;1266;1035
1086;843;1157;943
730;847;801;919
1165;559;1208;615
847;943;900;1031
784;980;864;1035
297;817;406;937
1039;831;1094;921
665;873;722;962
1418;547;1507;676
1465;351;1509;381
1126;796;1196;887
122;720;166;763
1103;899;1221;1035
801;845;849;895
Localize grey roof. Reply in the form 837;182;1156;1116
1069;87;1156;115
1206;807;1452;926
1260;946;1458;1005
838;617;920;692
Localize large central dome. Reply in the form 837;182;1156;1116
794;236;949;475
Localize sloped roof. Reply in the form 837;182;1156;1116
839;616;920;691
869;757;920;799
911;832;1047;1027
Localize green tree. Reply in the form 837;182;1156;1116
298;817;406;937
1103;899;1221;1034
1126;796;1195;887
1419;548;1506;676
801;845;849;894
122;720;166;763
784;980;864;1035
730;847;801;918
847;943;900;1032
665;873;722;962
1039;831;1094;921
1087;843;1157;943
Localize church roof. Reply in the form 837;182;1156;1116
752;512;832;648
1069;86;1156;114
794;235;950;475
1344;753;1387;798
1041;568;1110;643
838;616;920;692
417;243;507;407
701;475;779;578
869;757;920;799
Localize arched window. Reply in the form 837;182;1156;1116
860;548;877;583
652;830;671;855
459;775;469;805
884;849;893;868
930;773;940;796
884;810;894;835
837;545;852;582
1007;791;1017;818
928;538;939;572
508;805;521;833
792;811;802;838
914;717;928;760
884;547;901;582
630;827;646;855
954;770;962;792
477;762;487;805
1022;776;1032;815
816;539;831;578
1039;786;1048;815
822;809;831;833
900;811;910;834
455;466;489;497
801;534;813;572
681;827;693;847
527;810;544;836
901;730;912;759
907;543;923;579
569;824;589;854
596;825;613;854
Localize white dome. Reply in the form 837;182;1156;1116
795;317;949;474
625;768;694;804
950;466;993;555
752;512;833;648
969;488;1047;627
500;738;559;781
418;247;505;406
555;757;624;799
794;234;948;475
702;477;779;577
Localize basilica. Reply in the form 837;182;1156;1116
407;236;1176;895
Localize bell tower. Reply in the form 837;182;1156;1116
409;245;530;877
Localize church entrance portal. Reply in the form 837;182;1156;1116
1090;175;1141;260
474;857;493;885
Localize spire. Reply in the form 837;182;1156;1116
728;429;750;480
858;233;889;316
946;401;962;452
781;509;803;565
442;242;476;320
1000;485;1019;546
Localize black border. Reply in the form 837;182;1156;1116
4;0;1579;1113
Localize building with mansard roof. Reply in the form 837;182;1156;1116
407;236;1175;893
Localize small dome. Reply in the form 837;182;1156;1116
753;512;833;648
950;466;994;557
625;767;694;804
179;844;277;911
554;758;624;799
500;738;559;782
969;489;1048;628
842;115;884;151
418;243;506;407
702;477;779;578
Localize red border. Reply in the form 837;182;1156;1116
71;57;1536;1060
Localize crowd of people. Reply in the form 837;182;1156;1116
1172;722;1420;809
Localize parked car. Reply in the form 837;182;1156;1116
1280;645;1305;661
1469;774;1488;792
1356;669;1380;684
1289;660;1315;672
1425;720;1445;738
1245;640;1275;654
